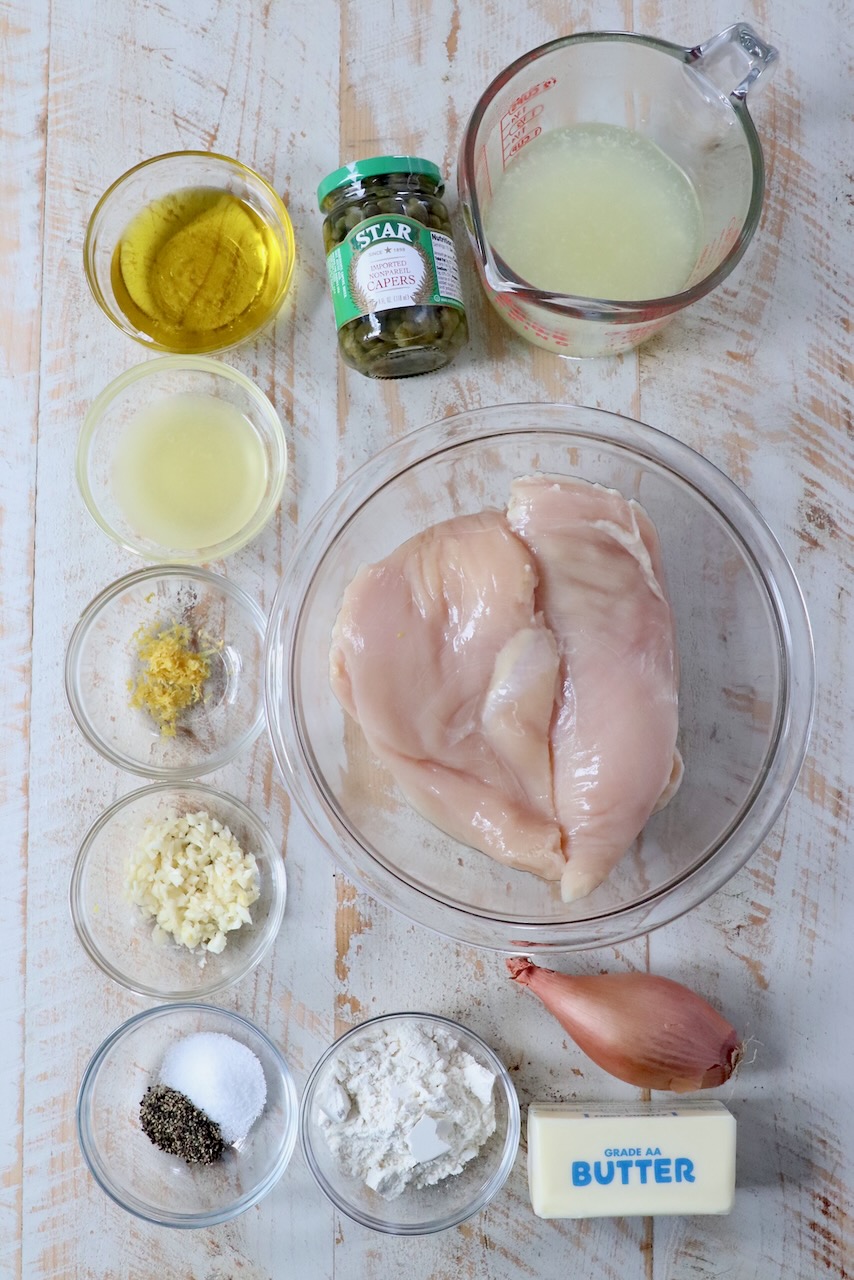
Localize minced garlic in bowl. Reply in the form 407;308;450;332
71;782;286;999
125;809;261;954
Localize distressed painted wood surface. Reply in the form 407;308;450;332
2;0;851;1276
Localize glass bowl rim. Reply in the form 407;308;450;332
76;1000;299;1228
69;779;287;999
75;354;289;563
264;402;815;951
298;1010;521;1234
83;150;296;354
65;562;267;780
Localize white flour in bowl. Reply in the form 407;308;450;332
315;1020;496;1199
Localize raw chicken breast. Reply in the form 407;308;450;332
329;510;565;879
507;475;682;902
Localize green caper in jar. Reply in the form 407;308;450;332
317;156;468;378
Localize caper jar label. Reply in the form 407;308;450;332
326;216;464;330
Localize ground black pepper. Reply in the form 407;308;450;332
139;1083;224;1164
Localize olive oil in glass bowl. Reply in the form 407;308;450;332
84;152;295;354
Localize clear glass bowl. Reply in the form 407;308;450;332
265;403;815;951
70;783;286;1000
66;565;266;779
77;1003;298;1227
83;151;295;354
299;1013;520;1234
76;356;288;564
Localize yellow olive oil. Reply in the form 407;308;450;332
114;392;269;550
484;124;703;301
111;187;285;351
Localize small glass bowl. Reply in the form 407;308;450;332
299;1012;520;1234
70;783;286;1000
77;356;288;564
65;565;266;779
84;150;295;354
77;1003;298;1227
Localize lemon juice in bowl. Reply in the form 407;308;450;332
113;392;269;552
76;356;287;564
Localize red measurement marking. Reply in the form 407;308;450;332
502;103;544;137
499;79;556;168
693;217;741;275
495;293;565;343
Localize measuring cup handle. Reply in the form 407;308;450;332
689;23;779;101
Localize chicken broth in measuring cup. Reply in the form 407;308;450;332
483;123;703;302
457;25;777;355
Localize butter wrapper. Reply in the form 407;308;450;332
527;1100;736;1218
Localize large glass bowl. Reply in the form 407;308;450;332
76;1003;298;1228
265;404;814;951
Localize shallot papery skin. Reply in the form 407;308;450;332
507;957;743;1093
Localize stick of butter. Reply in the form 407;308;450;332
527;1100;736;1218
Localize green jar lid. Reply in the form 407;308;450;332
317;155;443;208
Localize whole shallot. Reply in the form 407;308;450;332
507;957;742;1093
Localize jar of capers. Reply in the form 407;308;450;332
317;156;468;378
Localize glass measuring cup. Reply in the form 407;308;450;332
457;24;778;358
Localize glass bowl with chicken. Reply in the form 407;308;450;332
265;404;814;951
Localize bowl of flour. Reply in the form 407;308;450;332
299;1012;520;1233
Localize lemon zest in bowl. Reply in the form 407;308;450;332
128;620;214;737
